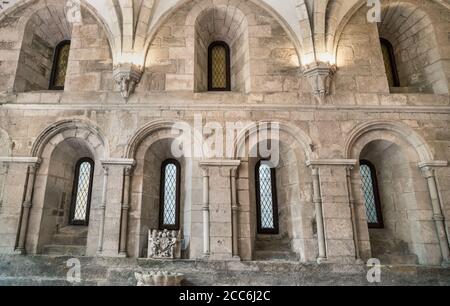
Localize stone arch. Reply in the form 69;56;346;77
233;121;317;262
345;121;442;265
234;121;315;162
126;120;204;259
144;0;303;64
377;1;449;94
345;120;433;163
0;0;115;52
26;119;109;255
0;0;115;93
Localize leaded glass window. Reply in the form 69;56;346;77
159;160;181;230
50;40;71;90
255;161;279;234
380;38;400;88
360;160;384;228
70;158;94;226
208;41;231;91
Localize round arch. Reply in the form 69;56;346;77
31;119;109;159
143;0;304;65
233;120;316;162
0;0;115;54
125;119;207;160
344;121;433;163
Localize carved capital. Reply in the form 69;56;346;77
303;62;336;103
420;166;435;179
113;63;143;99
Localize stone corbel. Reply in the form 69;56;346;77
303;62;337;103
113;63;143;99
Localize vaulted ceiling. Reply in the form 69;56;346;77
1;0;450;68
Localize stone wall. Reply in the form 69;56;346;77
378;1;450;94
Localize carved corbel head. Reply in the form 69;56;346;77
113;63;143;99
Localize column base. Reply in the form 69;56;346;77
441;260;450;268
317;257;327;264
231;256;242;262
14;248;26;255
118;252;128;258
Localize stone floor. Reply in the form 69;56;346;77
0;255;449;286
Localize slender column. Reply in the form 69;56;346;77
0;163;9;210
311;166;327;262
201;167;210;257
97;165;109;255
16;163;39;254
231;167;240;259
420;166;450;263
346;166;361;262
119;166;133;256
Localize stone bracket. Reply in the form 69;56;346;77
113;64;143;100
303;62;337;103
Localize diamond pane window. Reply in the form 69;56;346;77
255;161;279;234
159;160;181;230
208;41;230;91
360;160;384;228
50;40;71;90
70;158;94;226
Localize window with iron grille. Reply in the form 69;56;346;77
159;159;181;230
70;158;94;226
380;38;400;88
49;40;71;90
208;41;231;91
360;160;384;229
255;161;279;235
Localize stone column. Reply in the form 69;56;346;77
419;162;450;264
100;158;135;257
119;165;133;256
199;160;240;261
97;165;109;255
346;165;361;262
231;167;240;259
0;163;9;210
201;167;210;257
15;161;40;254
310;166;327;262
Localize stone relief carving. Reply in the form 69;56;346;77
148;229;182;259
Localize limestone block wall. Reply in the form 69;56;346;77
142;0;300;94
378;1;450;94
0;95;448;263
335;8;389;95
64;8;113;93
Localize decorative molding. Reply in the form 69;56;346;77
306;159;358;167
113;63;143;99
418;161;448;169
101;158;136;166
0;157;40;164
200;159;241;168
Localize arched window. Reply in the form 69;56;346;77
159;159;181;230
380;38;400;88
49;40;71;90
360;160;384;229
70;158;94;226
208;41;231;91
255;161;279;234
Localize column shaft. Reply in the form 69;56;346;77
119;167;132;256
16;164;38;254
312;167;327;262
97;166;109;254
202;168;210;257
231;168;240;259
